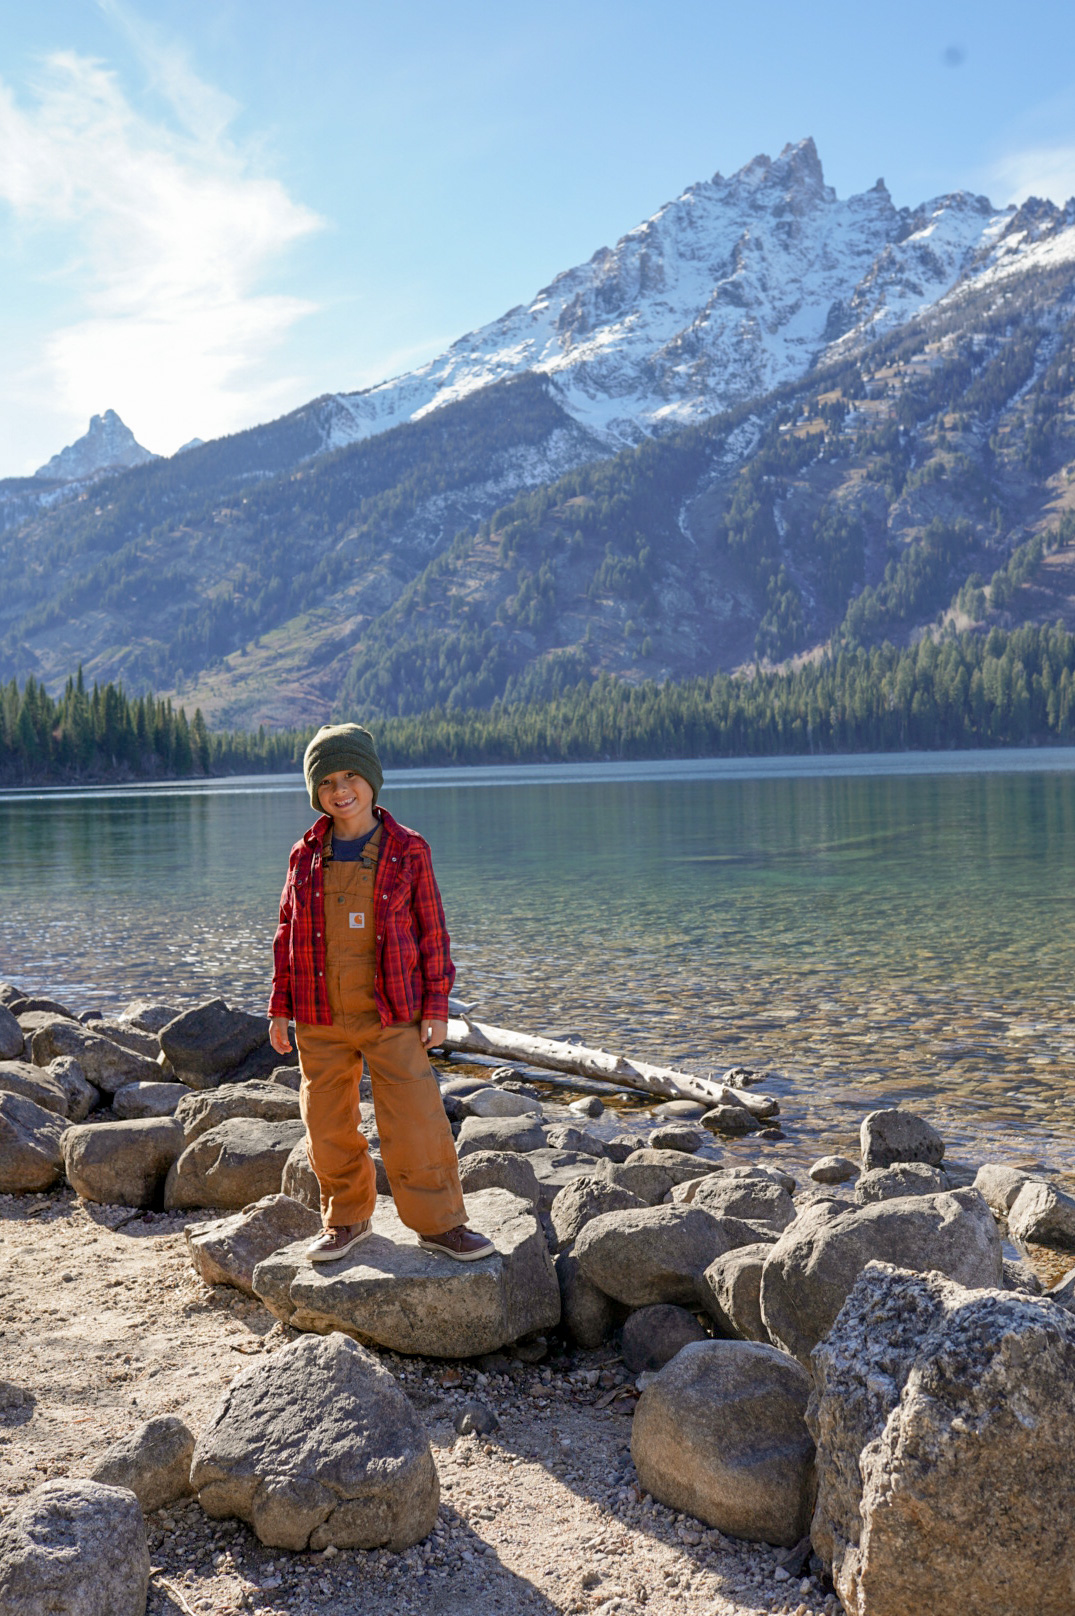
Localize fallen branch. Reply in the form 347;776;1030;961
151;1573;200;1616
442;1016;738;1109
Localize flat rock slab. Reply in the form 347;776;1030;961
0;1478;150;1616
187;1194;321;1294
0;1092;67;1193
63;1117;184;1208
191;1333;438;1551
252;1188;560;1358
165;1117;306;1211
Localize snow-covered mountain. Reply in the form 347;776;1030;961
34;409;158;482
303;138;1075;456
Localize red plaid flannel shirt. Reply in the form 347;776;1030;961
268;806;455;1027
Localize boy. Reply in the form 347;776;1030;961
268;722;493;1263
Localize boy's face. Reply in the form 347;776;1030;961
317;769;375;821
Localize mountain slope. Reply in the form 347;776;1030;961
34;410;158;482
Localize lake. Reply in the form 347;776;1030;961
3;749;1075;1177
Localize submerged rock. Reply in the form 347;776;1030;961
859;1107;944;1171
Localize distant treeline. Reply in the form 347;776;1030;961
3;622;1075;785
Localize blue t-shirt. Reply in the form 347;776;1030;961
332;824;379;861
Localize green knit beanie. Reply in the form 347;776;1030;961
303;723;384;812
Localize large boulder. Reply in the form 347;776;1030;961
119;1000;183;1034
599;1149;714;1206
191;1332;438;1550
632;1340;815;1547
253;1188;559;1358
0;1004;24;1061
89;1019;160;1059
0;1478;150;1616
810;1264;1075;1616
455;1114;546;1157
860;1107;944;1171
164;1117;305;1211
621;1304;708;1373
549;1175;647;1251
699;1243;773;1341
682;1174;796;1233
62;1118;184;1208
174;1080;302;1141
30;1021;159;1095
159;998;269;1088
575;1205;731;1307
1007;1179;1075;1253
112;1081;187;1120
854;1162;950;1204
187;1194;321;1294
457;1149;541;1204
555;1250;621;1348
0;1059;78;1118
88;1416;195;1513
0;1093;67;1193
760;1190;1003;1366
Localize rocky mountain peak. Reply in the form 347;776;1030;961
34;409;158;483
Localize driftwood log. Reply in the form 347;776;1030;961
441;1015;773;1112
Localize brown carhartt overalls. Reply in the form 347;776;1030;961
294;825;466;1233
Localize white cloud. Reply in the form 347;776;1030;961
0;23;323;458
991;145;1075;208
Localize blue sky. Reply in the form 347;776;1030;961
1;0;1074;476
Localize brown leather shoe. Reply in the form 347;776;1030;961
307;1222;371;1264
418;1225;495;1262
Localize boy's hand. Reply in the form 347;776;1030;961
269;1016;293;1055
421;1018;447;1050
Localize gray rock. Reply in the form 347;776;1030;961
220;1041;300;1087
282;1139;321;1211
543;1124;608;1158
46;1057;99;1121
457;1149;541;1204
0;1004;24;1061
186;1194;322;1294
112;1081;187;1120
17;996;77;1021
0;1092;67;1192
62;1118;184;1208
191;1332;438;1550
159;998;269;1088
89;1019;160;1059
808;1155;859;1186
526;1148;604;1211
973;1161;1032;1216
174;1080;302;1141
1002;1257;1043;1294
621;1303;708;1373
575;1205;731;1308
120;1000;183;1034
860;1107;945;1171
701;1103;762;1137
0;1478;150;1616
0;981;24;1010
649;1124;705;1154
549;1175;648;1250
30;1021;159;1095
454;1401;499;1436
599;1149;714;1205
254;1188;559;1357
854;1162;951;1204
699;1243;772;1341
683;1174;796;1233
568;1095;605;1119
809;1264;1075;1616
88;1415;195;1512
554;1250;620;1348
165;1117;306;1211
1007;1179;1075;1252
604;1133;648;1163
760;1189;1003;1366
632;1340;814;1547
0;1059;73;1117
455;1114;546;1157
460;1087;541;1119
671;1164;796;1202
270;1065;303;1091
651;1099;707;1120
731;1090;781;1120
1048;1268;1075;1310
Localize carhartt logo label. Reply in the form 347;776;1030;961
349;913;365;929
